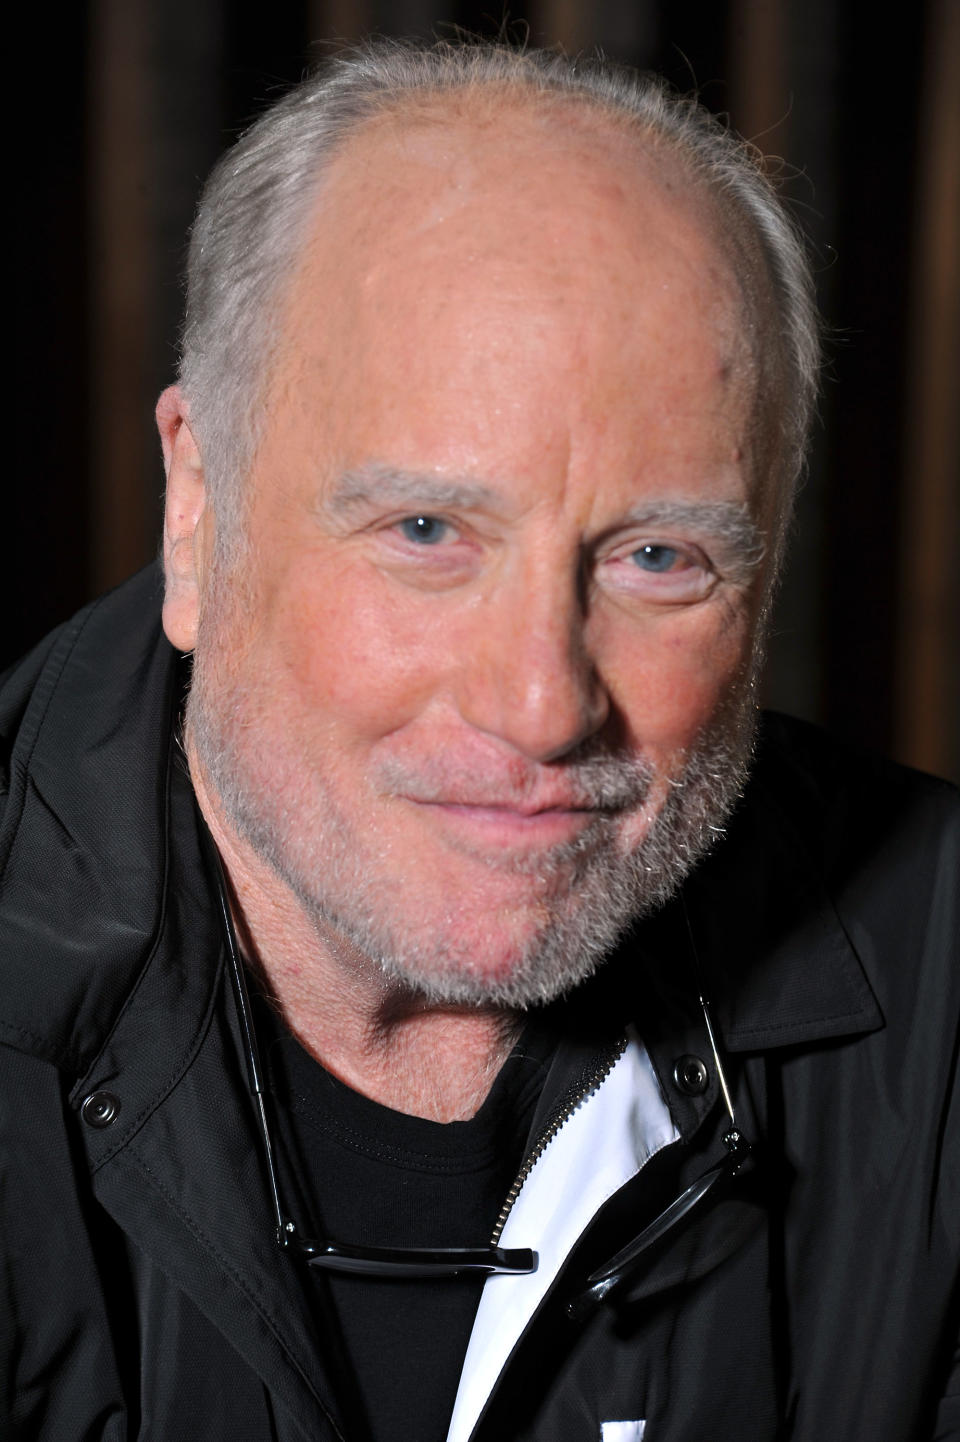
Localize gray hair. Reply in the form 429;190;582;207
179;37;819;555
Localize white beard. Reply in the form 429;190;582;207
188;586;756;1010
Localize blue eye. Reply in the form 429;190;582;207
398;515;448;545
632;543;679;572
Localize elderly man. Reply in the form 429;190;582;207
1;39;957;1442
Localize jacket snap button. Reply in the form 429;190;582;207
81;1091;121;1128
673;1055;709;1096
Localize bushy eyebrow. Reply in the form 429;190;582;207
324;463;498;516
618;500;766;581
323;466;765;581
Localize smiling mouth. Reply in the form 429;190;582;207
423;798;598;816
406;797;610;850
377;747;654;819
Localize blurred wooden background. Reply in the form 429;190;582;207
9;0;959;780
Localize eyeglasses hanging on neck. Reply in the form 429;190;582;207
200;814;753;1293
202;823;537;1278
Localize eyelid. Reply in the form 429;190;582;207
598;534;718;601
633;541;698;568
393;511;461;540
376;512;476;563
604;533;710;569
373;512;480;591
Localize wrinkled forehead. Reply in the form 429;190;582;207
272;92;782;512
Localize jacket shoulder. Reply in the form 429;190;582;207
0;621;72;808
753;710;960;884
757;709;958;807
752;710;959;1015
0;569;169;821
0;566;179;1072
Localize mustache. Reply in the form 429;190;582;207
374;745;656;813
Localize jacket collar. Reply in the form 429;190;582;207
630;723;884;1060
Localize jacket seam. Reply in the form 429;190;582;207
731;1005;876;1037
119;1141;341;1432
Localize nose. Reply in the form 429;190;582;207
454;560;610;763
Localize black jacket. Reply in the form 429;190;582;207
1;567;958;1442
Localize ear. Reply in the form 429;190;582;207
157;385;211;652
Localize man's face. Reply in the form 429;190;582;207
188;106;772;1006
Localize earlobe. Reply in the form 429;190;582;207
157;385;210;652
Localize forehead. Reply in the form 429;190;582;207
299;95;749;332
263;95;768;515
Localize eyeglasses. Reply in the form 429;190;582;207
202;818;752;1297
205;828;537;1279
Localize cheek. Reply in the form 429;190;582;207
597;604;755;751
253;556;449;736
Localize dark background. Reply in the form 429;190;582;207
11;0;959;780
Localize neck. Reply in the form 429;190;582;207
194;765;521;1123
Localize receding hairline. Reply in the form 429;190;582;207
292;76;778;290
282;80;780;388
269;85;782;519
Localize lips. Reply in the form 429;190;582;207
375;752;654;816
401;793;606;816
408;797;604;852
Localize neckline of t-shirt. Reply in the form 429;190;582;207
257;996;556;1167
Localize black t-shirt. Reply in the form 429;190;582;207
255;994;554;1442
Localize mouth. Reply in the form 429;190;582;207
404;797;610;852
377;748;654;860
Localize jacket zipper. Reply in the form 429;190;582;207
489;1034;628;1245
